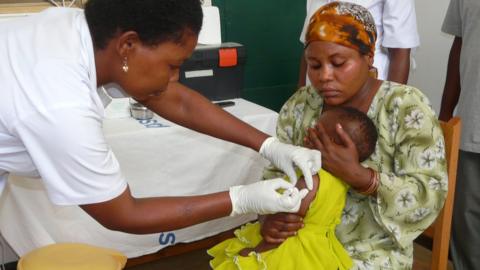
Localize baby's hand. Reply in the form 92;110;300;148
260;213;303;244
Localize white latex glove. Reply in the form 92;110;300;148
229;178;309;216
259;137;321;190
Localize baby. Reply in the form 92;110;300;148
208;107;378;270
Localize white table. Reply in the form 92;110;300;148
0;98;278;258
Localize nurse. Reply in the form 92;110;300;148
0;0;320;234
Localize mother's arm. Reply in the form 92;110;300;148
369;98;447;248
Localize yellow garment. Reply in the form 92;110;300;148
208;170;353;270
17;243;127;270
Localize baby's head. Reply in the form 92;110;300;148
317;107;378;162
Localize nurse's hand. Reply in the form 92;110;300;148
260;213;304;244
229;178;309;216
259;137;321;190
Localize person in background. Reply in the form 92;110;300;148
440;0;480;269
260;2;446;268
0;0;321;235
298;0;419;87
208;107;378;270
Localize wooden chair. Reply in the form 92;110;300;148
414;117;461;270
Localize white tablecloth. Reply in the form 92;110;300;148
0;98;278;258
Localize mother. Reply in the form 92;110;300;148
261;2;447;268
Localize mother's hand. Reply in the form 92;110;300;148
305;122;363;187
259;213;304;244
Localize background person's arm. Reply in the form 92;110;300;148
439;37;462;121
382;0;419;84
387;48;411;84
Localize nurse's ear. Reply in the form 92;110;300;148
116;31;140;59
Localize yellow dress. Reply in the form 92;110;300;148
208;170;353;270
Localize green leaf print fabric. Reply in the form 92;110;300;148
263;81;447;269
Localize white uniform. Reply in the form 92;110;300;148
300;0;420;80
0;8;127;205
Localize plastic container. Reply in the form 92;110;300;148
130;102;154;120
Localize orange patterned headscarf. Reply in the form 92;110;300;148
305;1;377;56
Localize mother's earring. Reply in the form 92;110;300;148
122;57;129;73
368;65;378;79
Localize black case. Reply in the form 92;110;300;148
179;42;246;101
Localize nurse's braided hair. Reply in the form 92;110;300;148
85;0;203;49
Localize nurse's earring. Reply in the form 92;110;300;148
122;57;129;73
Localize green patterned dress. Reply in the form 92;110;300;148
263;81;447;269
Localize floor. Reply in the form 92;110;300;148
1;249;212;270
2;243;454;270
124;243;454;270
126;248;212;270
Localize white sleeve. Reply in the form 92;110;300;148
382;0;420;48
14;60;127;206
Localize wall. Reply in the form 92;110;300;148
409;0;453;113
213;0;454;113
213;0;306;111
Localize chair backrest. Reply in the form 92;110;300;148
420;117;461;270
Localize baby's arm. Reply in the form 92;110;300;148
239;174;320;256
295;173;320;217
